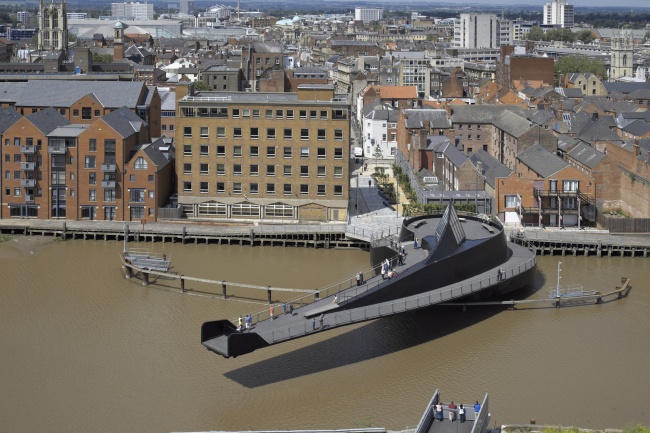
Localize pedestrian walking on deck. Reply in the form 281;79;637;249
414;237;418;250
237;316;243;331
459;404;466;423
282;302;287;315
333;295;338;304
270;305;275;319
381;266;386;280
356;272;361;286
246;315;252;329
289;303;294;315
319;313;324;328
368;180;372;188
435;403;443;421
474;401;481;415
448;401;457;421
312;317;316;330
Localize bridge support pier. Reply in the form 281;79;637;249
267;286;272;304
142;272;149;286
124;265;132;278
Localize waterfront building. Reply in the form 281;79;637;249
174;83;350;222
354;7;383;24
543;0;574;28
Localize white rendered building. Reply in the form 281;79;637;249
111;2;154;20
354;7;383;24
454;14;499;49
543;0;574;28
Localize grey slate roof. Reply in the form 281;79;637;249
621;119;650;137
557;134;581;153
14;80;147;109
403;109;450;129
0;82;27;103
0;107;22;133
556;87;584;98
26;107;71;134
492;110;532;138
517;144;569;178
428;135;467;168
469;149;512;189
528;109;556;125
159;90;176;111
604;82;650;94
450;105;526;124
135;137;172;170
102;107;145;138
363;108;399;122
576;119;623;143
567;142;606;169
47;124;90;137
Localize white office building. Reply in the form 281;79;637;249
17;11;31;25
543;0;574;28
111;2;154;20
454;14;499;49
67;12;88;20
354;7;383;23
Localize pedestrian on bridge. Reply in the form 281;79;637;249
312;317;316;330
459;404;466;423
435;403;443;421
448;401;457;421
289;303;294;315
319;313;324;328
282;302;287;315
270;305;275;319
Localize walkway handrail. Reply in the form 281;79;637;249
253;254;537;344
520;230;650;247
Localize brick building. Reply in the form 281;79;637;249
496;45;554;89
174;83;350;222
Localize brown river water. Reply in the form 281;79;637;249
1;237;649;433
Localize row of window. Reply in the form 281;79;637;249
181;107;346;121
188;203;294;218
185;126;345;141
182;144;344;159
183;181;344;196
182;163;344;178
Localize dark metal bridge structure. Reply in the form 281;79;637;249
201;209;537;358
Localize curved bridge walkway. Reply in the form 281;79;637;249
202;241;536;356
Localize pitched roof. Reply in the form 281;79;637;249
567;142;606;169
102;106;145;138
576;118;623;143
469;149;512;189
403;109;450;129
517;144;569;178
47;124;91;137
450;105;526;124
13;80;147;109
428;136;467;168
621;119;650;137
492;110;532;138
26;107;71;134
0;107;22;133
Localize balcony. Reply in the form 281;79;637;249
25;195;34;204
48;146;66;154
20;162;36;171
20;146;36;154
21;179;36;187
101;180;116;188
101;163;117;172
533;188;579;198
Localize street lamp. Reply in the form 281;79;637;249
396;176;399;218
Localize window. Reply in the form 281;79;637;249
130;174;136;182
14;187;21;197
130;207;145;219
287;109;294;119
334;148;343;159
183;126;192;137
283;184;292;195
216;127;225;138
216;146;225;156
85;156;96;168
276;110;283;118
233;146;242;157
182;182;191;192
89;139;96;152
200;145;208;156
283;147;292;158
266;165;276;176
283;128;292;139
104;188;116;201
242;109;250;118
300;147;309;158
216;182;225;192
70;172;75;181
233;182;242;194
184;145;192;156
317;129;326;140
13;170;19;179
183;163;192;174
317;185;326;196
200;182;208;193
320;110;328;119
250;127;259;139
505;195;518;208
317;148;326;159
14;154;21;162
563;180;579;192
94;109;100;117
216;163;225;175
130;189;145;202
234;127;242;138
199;202;227;216
89;189;96;202
266;146;276;158
266;183;275;194
477;135;481;140
317;166;326;177
300;110;307;119
283;165;292;176
266;109;273;119
437;152;443;158
200;163;209;175
232;203;260;216
300;184;309;195
134;157;148;169
252;109;260;118
300;166;309;177
267;128;276;139
81;107;91;120
250;164;259;176
467;135;472;141
334;185;343;196
250;146;259;157
200;126;208;138
300;129;309;140
250;183;259;194
310;110;317;118
73;109;79;117
232;108;240;118
233;164;242;175
148;176;153;182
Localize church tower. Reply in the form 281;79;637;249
113;21;127;61
37;0;68;57
610;31;634;81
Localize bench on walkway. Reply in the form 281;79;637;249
481;223;494;233
303;302;340;318
414;220;427;228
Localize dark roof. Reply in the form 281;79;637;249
0;107;22;133
557;134;581;152
576;118;623;143
403;109;450;129
450;105;526;124
102;107;145;138
428;135;467;168
567;142;606;169
622;119;650;137
139;138;172;169
604;82;650;94
14;80;147;108
469;149;512;189
517;144;569;178
26;107;70;134
492;110;531;138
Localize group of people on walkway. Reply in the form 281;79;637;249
311;313;325;330
237;314;253;332
380;258;398;280
270;302;294;320
433;401;481;423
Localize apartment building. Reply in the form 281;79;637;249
175;84;351;222
454;14;499;49
543;0;574;28
111;2;154;20
354;7;383;24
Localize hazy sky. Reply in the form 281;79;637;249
473;0;650;7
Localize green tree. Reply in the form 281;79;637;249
527;26;545;41
193;81;211;91
372;142;383;165
92;53;113;63
555;54;607;84
576;29;595;44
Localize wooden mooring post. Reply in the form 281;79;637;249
267;285;272;304
180;276;185;293
222;282;227;299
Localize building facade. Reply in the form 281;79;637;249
354;8;383;23
111;2;154;20
610;32;634;81
454;14;499;49
543;0;574;28
174;84;351;222
37;0;68;56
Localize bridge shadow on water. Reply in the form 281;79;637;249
224;273;545;388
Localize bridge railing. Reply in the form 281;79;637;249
519;230;650;247
254;254;537;344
